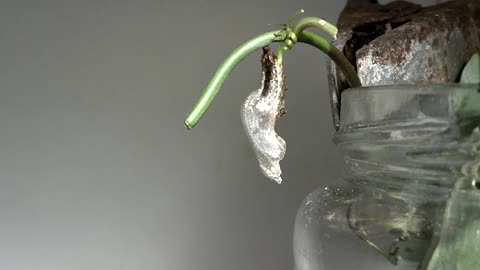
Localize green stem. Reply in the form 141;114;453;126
298;31;361;88
184;31;285;129
292;17;338;38
290;17;360;87
184;18;361;129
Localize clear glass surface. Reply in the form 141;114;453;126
294;84;480;270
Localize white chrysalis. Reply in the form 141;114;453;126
241;46;287;184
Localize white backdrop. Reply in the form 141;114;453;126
0;1;441;269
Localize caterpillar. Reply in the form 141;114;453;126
241;46;287;184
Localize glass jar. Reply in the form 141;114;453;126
293;84;480;270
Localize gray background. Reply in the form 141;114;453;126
0;0;440;270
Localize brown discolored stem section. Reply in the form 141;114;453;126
260;46;277;97
260;46;287;118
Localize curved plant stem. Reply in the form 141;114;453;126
298;31;361;88
184;17;361;129
292;17;338;38
184;31;286;129
290;17;361;86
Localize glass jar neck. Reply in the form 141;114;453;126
333;84;480;193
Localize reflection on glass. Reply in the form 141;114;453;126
294;84;480;270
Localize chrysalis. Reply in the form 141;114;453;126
241;46;287;184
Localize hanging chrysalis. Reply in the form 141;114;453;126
241;46;287;184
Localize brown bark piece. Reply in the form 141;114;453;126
337;0;480;86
